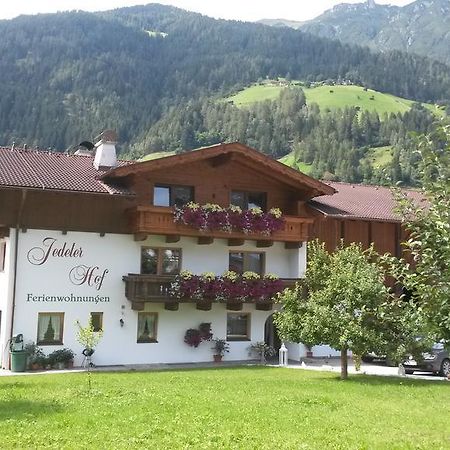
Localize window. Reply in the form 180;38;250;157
137;312;158;343
141;248;181;275
227;313;250;340
90;312;103;332
231;191;267;211
229;252;265;275
0;241;5;272
37;313;64;345
154;185;194;207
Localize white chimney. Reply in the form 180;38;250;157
93;130;118;170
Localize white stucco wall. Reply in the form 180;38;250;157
11;229;305;366
286;343;342;361
0;230;14;368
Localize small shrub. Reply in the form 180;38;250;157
248;342;276;363
48;348;74;368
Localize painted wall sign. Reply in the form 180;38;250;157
26;293;110;303
26;237;109;292
27;237;83;265
69;265;109;291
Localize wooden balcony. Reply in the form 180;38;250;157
123;274;301;311
128;206;313;246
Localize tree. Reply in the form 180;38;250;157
76;318;104;391
388;124;450;342
274;240;418;379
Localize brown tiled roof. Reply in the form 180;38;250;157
309;181;426;222
0;147;134;195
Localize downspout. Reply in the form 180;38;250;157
6;189;27;367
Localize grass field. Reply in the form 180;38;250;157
226;83;286;107
227;82;445;117
278;152;312;174
303;85;412;115
1;367;449;449
366;145;394;168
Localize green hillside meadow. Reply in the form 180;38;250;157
278;153;312;174
227;82;445;117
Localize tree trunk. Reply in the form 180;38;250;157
340;348;348;380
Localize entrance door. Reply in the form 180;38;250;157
264;314;281;354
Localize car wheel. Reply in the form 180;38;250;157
439;359;450;377
405;370;414;375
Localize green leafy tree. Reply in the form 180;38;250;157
76;318;104;353
275;240;419;379
388;124;450;342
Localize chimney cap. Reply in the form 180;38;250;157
95;129;118;144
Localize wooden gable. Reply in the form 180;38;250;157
103;143;335;213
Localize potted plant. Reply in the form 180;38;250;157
211;339;230;362
247;342;276;364
48;348;75;369
60;348;75;368
24;342;45;370
34;354;48;370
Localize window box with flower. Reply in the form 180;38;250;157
170;270;285;310
174;202;285;236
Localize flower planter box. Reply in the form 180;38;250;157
128;206;312;243
226;301;243;311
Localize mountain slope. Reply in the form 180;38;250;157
270;0;450;65
226;81;445;116
0;4;449;151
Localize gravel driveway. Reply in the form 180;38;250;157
284;358;448;381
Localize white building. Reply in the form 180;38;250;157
0;135;336;368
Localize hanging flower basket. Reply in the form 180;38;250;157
174;202;285;235
184;323;212;347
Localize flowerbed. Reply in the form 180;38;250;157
170;270;285;303
174;202;285;235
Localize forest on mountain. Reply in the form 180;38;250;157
0;3;449;161
129;87;437;186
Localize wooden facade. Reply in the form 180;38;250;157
0;143;332;247
311;215;403;257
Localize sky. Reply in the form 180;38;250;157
0;0;414;22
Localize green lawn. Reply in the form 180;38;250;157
1;367;449;449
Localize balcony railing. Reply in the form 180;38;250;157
123;274;300;311
128;206;312;244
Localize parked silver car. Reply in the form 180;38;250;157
403;343;450;377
